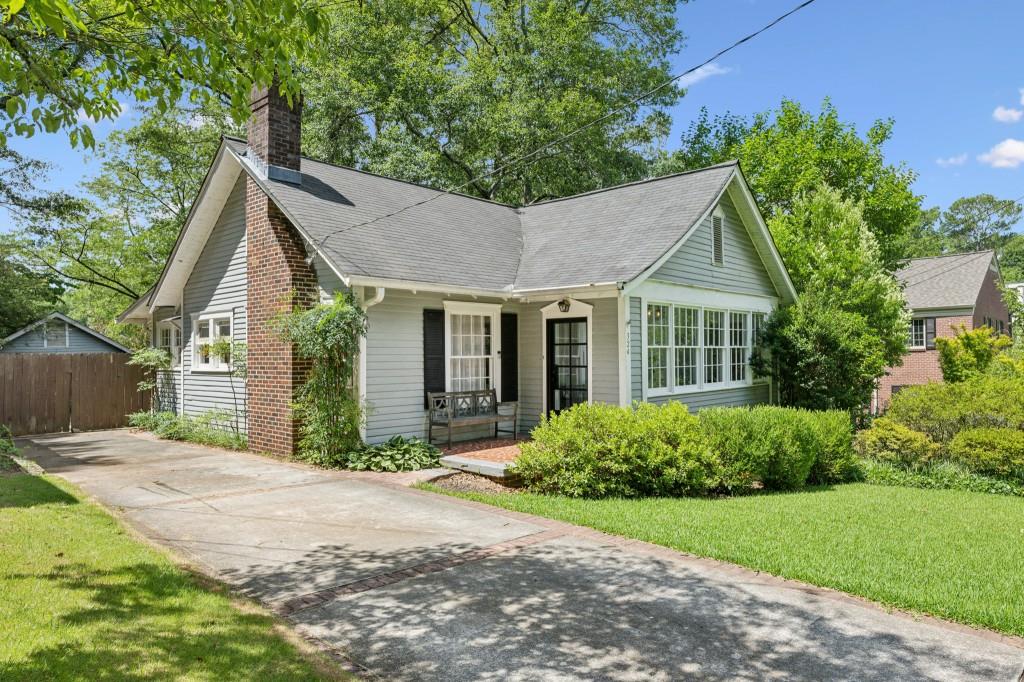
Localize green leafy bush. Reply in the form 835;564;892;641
948;428;1024;484
0;424;16;455
512;402;718;498
699;406;848;491
854;417;940;468
862;459;1024;497
936;325;1012;383
344;436;441;472
128;411;247;450
884;376;1024;443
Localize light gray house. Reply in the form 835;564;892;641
1;312;130;354
120;87;796;455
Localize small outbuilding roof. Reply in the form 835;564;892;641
1;312;131;352
895;251;998;311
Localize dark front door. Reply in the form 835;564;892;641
547;318;588;415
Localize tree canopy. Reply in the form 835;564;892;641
658;100;922;269
0;0;325;146
302;0;686;205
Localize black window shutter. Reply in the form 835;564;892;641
925;318;936;350
501;313;518;402
423;310;445;407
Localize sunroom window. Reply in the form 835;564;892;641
703;310;725;385
644;303;768;395
647;304;670;391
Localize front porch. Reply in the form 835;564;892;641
439;437;522;479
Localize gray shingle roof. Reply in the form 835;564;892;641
228;138;740;293
896;251;996;310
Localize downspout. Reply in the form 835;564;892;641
358;286;385;441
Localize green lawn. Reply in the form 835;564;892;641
423;481;1024;637
0;464;342;681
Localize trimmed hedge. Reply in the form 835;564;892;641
513;402;718;498
854;417;940;469
884;376;1024;444
512;402;858;498
948;428;1024;484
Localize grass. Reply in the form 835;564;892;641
0;467;343;681
422;481;1024;637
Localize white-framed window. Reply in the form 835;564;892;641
647;303;670;392
644;302;769;395
704;309;726;385
191;311;232;372
729;312;748;382
157;321;182;366
673;306;699;388
711;207;725;266
43;321;68;349
908;318;926;349
443;301;501;395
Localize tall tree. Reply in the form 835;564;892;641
1000;234;1024;283
14;102;235;340
658;100;922;269
0;0;325;146
302;0;686;205
0;236;62;338
940;194;1022;253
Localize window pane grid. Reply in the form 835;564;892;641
704;310;725;385
909;319;925;348
647;304;670;390
674;306;699;387
730;312;748;382
450;313;492;391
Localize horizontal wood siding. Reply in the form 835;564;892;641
653;194;777;297
152;307;180;414
630;296;642;402
364;293;619;441
181;175;248;432
646;383;770;411
1;323;121;353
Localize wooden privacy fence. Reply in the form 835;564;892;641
0;353;150;436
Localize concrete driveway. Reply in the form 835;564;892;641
18;430;1024;681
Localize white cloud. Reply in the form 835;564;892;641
978;139;1024;168
678;63;732;89
993;105;1023;123
936;153;968;168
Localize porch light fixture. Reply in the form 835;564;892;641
557;298;571;313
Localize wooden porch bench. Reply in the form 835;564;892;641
427;389;518;448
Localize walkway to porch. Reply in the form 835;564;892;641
439;438;522;479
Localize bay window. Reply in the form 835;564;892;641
644;302;770;394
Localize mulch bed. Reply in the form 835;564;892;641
431;471;521;495
0;454;24;477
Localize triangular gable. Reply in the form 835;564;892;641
621;168;797;303
1;312;130;352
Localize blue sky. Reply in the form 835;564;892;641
4;0;1024;232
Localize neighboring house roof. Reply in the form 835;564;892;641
0;312;131;352
133;137;796;314
895;251;998;311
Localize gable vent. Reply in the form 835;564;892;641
712;214;724;266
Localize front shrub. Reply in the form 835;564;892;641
884;376;1024;443
512;402;718;498
804;409;862;484
854;417;939;468
948;428;1024;484
699;406;853;491
345;436;441;472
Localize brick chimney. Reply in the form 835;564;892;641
245;82;317;456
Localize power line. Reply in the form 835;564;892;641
312;0;821;253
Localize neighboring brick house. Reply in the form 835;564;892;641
875;251;1009;410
